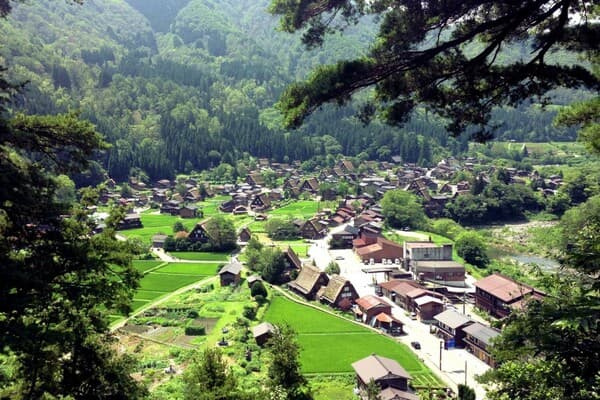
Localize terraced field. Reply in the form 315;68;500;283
262;295;443;387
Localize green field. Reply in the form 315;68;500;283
269;200;320;218
156;262;221;275
262;296;442;386
169;252;230;261
120;212;190;244
124;261;221;315
132;260;165;273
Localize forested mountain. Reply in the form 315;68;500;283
0;0;580;182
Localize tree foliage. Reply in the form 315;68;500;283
183;347;247;400
0;103;144;398
455;231;490;268
381;189;427;229
265;218;300;240
266;324;312;400
480;194;600;399
269;0;599;140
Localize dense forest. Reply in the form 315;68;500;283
0;0;582;182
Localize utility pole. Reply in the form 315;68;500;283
439;340;443;371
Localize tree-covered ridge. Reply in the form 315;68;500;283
0;0;583;183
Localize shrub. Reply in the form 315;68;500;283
184;325;206;336
243;305;257;320
250;280;268;298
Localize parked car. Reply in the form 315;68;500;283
335;256;344;260
410;341;421;349
409;312;417;320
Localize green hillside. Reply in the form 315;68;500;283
0;0;582;183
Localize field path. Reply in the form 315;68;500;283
150;248;228;263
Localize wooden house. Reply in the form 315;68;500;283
219;262;242;286
354;295;391;324
179;205;199;218
151;234;168;248
352;354;418;400
413;295;444;321
300;177;319;193
251;193;271;210
434;309;474;348
318;275;359;309
188;220;211;243
463;322;501;367
238;227;252;243
246;173;265;187
283;246;302;272
117;213;142;230
288;264;329;300
474;273;545;318
299;219;327;239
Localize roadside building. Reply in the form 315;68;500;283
414;260;465;285
463;322;501;367
374;312;405;336
474;273;545;318
433;309;474;348
354;295;392;324
403;241;453;272
354;236;403;264
413;295;445;321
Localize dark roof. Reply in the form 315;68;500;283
284;246;302;269
463;322;501;345
352;354;411;383
219;262;242;275
434;309;474;329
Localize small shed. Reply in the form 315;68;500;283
238;227;252;243
219;262;242;287
252;322;275;346
152;234;168;249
